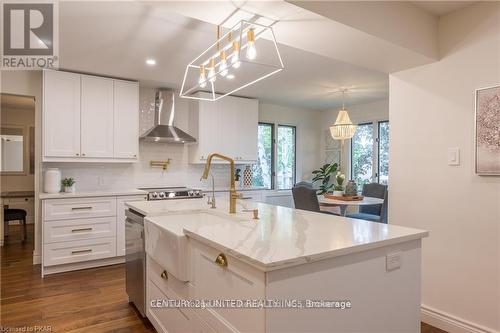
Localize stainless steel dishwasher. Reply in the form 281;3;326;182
125;209;146;317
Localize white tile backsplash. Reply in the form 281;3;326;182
44;141;241;191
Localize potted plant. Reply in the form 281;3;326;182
61;178;76;193
333;172;346;196
312;163;338;194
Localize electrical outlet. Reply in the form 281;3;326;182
98;176;105;187
386;251;402;271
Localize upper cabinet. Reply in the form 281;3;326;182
43;71;81;158
189;93;258;164
43;70;139;162
113;80;139;159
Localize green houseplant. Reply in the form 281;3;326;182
61;177;76;193
312;163;338;194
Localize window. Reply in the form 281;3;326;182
351;123;374;189
253;123;296;190
276;125;296;189
351;121;389;190
378;121;389;185
252;123;274;189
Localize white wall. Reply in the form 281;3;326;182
389;2;500;332
320;99;389;173
259;103;323;183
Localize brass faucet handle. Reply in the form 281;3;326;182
243;209;259;220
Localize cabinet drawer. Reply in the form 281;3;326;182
148;255;190;300
148;278;211;333
44;197;116;221
43;237;116;266
191;240;265;333
44;217;116;244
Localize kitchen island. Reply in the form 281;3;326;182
126;198;428;333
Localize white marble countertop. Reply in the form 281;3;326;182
132;199;428;272
39;189;147;200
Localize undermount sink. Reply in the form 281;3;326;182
144;212;238;281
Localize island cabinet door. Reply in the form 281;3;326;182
190;239;265;333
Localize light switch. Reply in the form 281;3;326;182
447;147;460;166
386;251;402;271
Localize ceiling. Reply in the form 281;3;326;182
57;1;388;110
410;1;476;16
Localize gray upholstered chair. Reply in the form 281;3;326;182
346;183;388;223
295;181;313;188
292;185;339;216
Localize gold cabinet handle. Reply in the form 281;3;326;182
71;249;92;255
215;253;228;267
71;227;92;232
71;207;92;211
160;270;168;280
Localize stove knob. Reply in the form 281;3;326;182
188;191;194;197
159;192;165;198
152;192;158;199
194;190;201;196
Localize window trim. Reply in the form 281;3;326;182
276;124;297;190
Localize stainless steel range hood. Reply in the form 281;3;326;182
140;89;196;143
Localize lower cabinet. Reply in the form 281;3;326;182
41;194;146;275
146;238;266;333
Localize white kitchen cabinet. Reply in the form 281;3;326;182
43;70;81;158
81;75;114;158
189;93;258;164
42;70;139;162
113;80;139;159
116;195;146;256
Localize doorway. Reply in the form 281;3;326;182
1;93;36;253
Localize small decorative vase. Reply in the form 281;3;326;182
64;184;76;193
333;190;344;197
44;168;61;193
243;165;253;187
345;180;358;196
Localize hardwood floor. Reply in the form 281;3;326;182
1;224;447;333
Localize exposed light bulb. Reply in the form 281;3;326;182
246;29;257;60
231;41;240;68
208;58;216;83
198;65;207;88
219;51;228;76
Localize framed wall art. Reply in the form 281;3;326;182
475;85;500;175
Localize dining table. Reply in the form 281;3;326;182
318;195;384;216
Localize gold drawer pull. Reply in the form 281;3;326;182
71;228;93;233
71;249;92;255
215;253;228;267
71;207;92;211
160;270;168;280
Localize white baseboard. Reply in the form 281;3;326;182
422;305;498;333
33;252;41;265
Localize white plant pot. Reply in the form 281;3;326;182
64;184;76;193
333;190;344;197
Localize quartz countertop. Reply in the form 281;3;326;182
131;199;429;271
39;189;147;200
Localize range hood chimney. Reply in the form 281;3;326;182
140;89;196;143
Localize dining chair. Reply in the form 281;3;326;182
346;183;388;223
292;185;339;216
294;181;313;188
4;208;27;241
